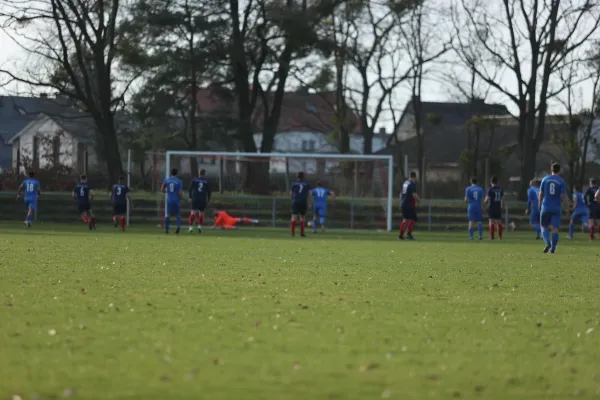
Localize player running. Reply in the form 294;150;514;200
310;181;335;233
539;163;567;253
73;175;96;230
161;168;183;234
290;172;310;237
16;171;41;228
188;168;212;233
569;185;589;240
484;176;504;240
525;179;541;240
399;172;419;240
584;178;599;239
464;177;484;240
110;176;132;232
212;209;258;230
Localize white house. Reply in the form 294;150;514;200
252;131;387;173
8;114;96;173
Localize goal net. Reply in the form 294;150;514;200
149;151;394;231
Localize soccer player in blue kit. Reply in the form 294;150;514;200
161;168;183;234
464;177;484;240
310;181;335;233
16;171;41;227
539;163;568;253
526;179;541;239
569;185;589;240
290;172;310;237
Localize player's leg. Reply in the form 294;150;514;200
406;209;416;239
188;208;196;232
540;210;551;252
531;212;541;239
290;211;298;236
467;211;474;240
399;207;409;239
112;205;118;227
299;205;306;237
488;217;495;240
549;212;561;253
198;210;205;232
497;218;503;239
569;213;578;239
319;209;326;232
312;207;319;233
25;200;35;227
174;204;181;234
164;203;173;233
590;217;597;240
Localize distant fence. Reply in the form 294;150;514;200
0;192;578;231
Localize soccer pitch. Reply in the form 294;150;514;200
2;225;600;399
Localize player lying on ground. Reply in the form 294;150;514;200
464;177;484;240
484;176;504;240
290;172;310;237
161;168;183;234
569;185;589;240
73;175;96;230
585;179;599;239
539;162;568;254
16;171;41;228
399;171;419;240
211;210;258;230
525;179;541;240
188;168;211;233
310;182;335;233
110;176;132;232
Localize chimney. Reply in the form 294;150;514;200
378;127;386;135
39;93;48;98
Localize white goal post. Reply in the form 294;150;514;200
164;151;395;231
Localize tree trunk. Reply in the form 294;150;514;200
98;116;123;187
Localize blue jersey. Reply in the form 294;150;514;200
22;178;40;200
401;180;417;208
311;187;332;207
527;187;540;213
540;175;566;211
573;191;586;211
163;177;183;203
291;180;310;203
111;183;130;205
74;183;92;204
465;185;484;209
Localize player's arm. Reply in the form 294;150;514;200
109;187;114;201
89;189;95;201
331;190;336;203
526;194;531;214
413;192;421;202
72;188;77;200
207;182;212;203
463;188;468;204
484;192;489;205
595;189;600;202
538;188;543;211
16;182;23;199
500;193;504;209
127;191;133;208
572;193;578;210
160;181;166;193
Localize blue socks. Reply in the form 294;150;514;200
541;227;551;245
313;219;318;233
164;216;170;233
569;223;575;238
26;214;32;222
176;215;181;230
551;232;559;252
534;224;541;238
477;223;483;238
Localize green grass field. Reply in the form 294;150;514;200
2;224;600;399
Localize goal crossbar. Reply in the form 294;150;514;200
165;151;395;231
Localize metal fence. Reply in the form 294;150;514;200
1;192;576;232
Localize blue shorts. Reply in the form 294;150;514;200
467;207;482;221
529;211;540;225
541;208;562;228
24;199;37;210
572;209;589;224
313;205;327;218
166;202;181;215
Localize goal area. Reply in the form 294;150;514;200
160;151;394;231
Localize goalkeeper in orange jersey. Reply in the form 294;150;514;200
212;209;259;230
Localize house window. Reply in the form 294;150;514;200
302;140;316;151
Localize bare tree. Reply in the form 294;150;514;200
0;0;135;184
396;0;449;194
452;0;600;198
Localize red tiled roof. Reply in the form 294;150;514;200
195;87;360;134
